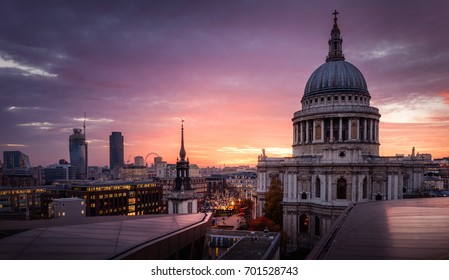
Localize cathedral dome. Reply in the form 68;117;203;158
303;10;369;97
304;60;369;96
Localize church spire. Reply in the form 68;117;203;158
179;119;186;161
326;10;345;62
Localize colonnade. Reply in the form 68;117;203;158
293;117;379;145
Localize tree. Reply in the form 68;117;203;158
209;189;237;210
264;175;283;226
249;216;280;232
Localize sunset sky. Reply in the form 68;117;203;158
1;0;448;167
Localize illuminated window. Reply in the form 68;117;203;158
299;214;309;233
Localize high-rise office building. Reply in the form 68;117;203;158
2;151;31;169
69;128;88;179
109;132;124;170
134;156;145;167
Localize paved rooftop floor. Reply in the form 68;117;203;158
0;213;207;260
320;198;449;260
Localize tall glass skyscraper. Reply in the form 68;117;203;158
109;132;124;170
69;128;88;179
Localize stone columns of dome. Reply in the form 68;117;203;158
306;121;309;143
300;122;303;144
370;119;374;142
321;120;325;142
364;118;368;142
373;119;377;143
312;120;316;142
348;118;351;140
376;120;379;143
356;118;360;141
339;117;343;141
330;118;334;142
294;123;298;145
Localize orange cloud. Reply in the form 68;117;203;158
440;92;449;106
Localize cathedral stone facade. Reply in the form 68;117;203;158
256;11;426;252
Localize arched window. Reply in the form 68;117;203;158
301;192;307;200
337;178;347;199
314;216;320;236
300;214;309;233
315;177;321;198
362;178;367;199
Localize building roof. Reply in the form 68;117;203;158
308;198;449;260
213;229;280;260
52;197;84;202
0;213;209;260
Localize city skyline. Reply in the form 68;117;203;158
1;1;449;168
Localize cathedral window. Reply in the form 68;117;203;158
300;214;309;233
348;96;352;101
301;192;307;199
355;96;358;101
188;202;193;213
321;97;324;102
334;96;338;101
173;202;179;214
362;178;368;199
314;216;320;236
315;177;321;198
337;178;347;199
342;96;345;101
315;122;322;140
327;96;331;101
